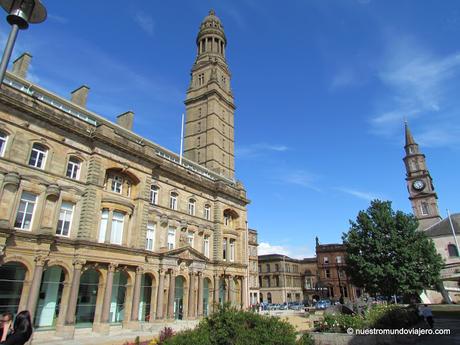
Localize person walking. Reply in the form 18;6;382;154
0;310;33;345
421;304;434;329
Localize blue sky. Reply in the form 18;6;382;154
1;0;460;258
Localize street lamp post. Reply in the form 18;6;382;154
0;0;47;84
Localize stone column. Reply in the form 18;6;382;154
100;263;117;323
226;275;232;304
167;269;175;319
188;272;195;318
156;269;165;320
65;259;85;324
26;255;47;320
242;276;248;309
213;274;219;311
130;267;143;321
40;185;60;234
197;273;204;317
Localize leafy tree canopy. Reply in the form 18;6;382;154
342;200;443;298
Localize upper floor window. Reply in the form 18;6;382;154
146;221;155;251
167;227;175;250
170;192;178;210
224;215;231;226
293;265;298;273
203;235;210;257
105;170;135;197
14;192;37;230
421;202;430;216
223;238;227;260
111;175;123;194
56;201;74;237
229;239;235;262
188;199;196;216
29;143;47;169
325;269;331;278
286;264;290;273
324;256;329;264
275;264;279;272
187;231;194;247
266;264;270;273
336;256;343;264
204;205;211;220
66;157;81;180
0;131;7;157
98;209;125;245
149;185;158;205
448;244;459;257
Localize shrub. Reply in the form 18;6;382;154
163;304;298;345
296;333;314;345
319;304;420;333
159;327;174;344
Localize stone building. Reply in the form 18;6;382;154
403;123;460;303
248;228;260;306
0;10;250;340
258;254;304;304
315;239;360;303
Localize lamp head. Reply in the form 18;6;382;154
0;0;47;29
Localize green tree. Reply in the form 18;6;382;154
342;200;443;299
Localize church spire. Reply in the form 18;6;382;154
402;121;441;229
404;121;416;146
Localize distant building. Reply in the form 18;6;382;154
403;123;460;303
248;229;260;305
315;239;361;302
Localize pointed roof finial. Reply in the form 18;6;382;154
404;120;416;146
209;9;215;16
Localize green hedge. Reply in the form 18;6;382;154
163;305;312;345
320;304;420;333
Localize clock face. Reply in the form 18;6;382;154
412;180;425;191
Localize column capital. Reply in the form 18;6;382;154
159;268;166;276
34;254;48;267
136;266;144;275
73;258;86;270
108;263;118;272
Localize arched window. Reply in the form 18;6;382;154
421;202;430;216
149;185;158;205
66;156;81;180
29;143;47;169
448;244;459;257
170;192;178;210
0;131;8;157
105;169;137;198
204;204;211;220
188;199;196;216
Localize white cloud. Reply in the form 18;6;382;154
134;13;155;36
48;14;68;24
236;143;289;158
336;187;383;201
282;170;321;191
369;34;460;146
258;242;314;259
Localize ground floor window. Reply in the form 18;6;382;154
34;266;65;329
203;279;210;317
267;292;272;304
76;269;100;327
109;271;128;323
174;276;185;320
139;274;153;322
0;262;26;314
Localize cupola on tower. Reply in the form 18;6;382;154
183;10;235;179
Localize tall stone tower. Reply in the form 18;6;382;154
403;122;441;229
184;10;235;179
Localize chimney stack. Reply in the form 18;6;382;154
70;85;90;108
12;52;32;79
117;111;134;131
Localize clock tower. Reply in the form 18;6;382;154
403;122;441;229
183;10;235;179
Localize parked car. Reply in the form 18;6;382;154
314;299;331;310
